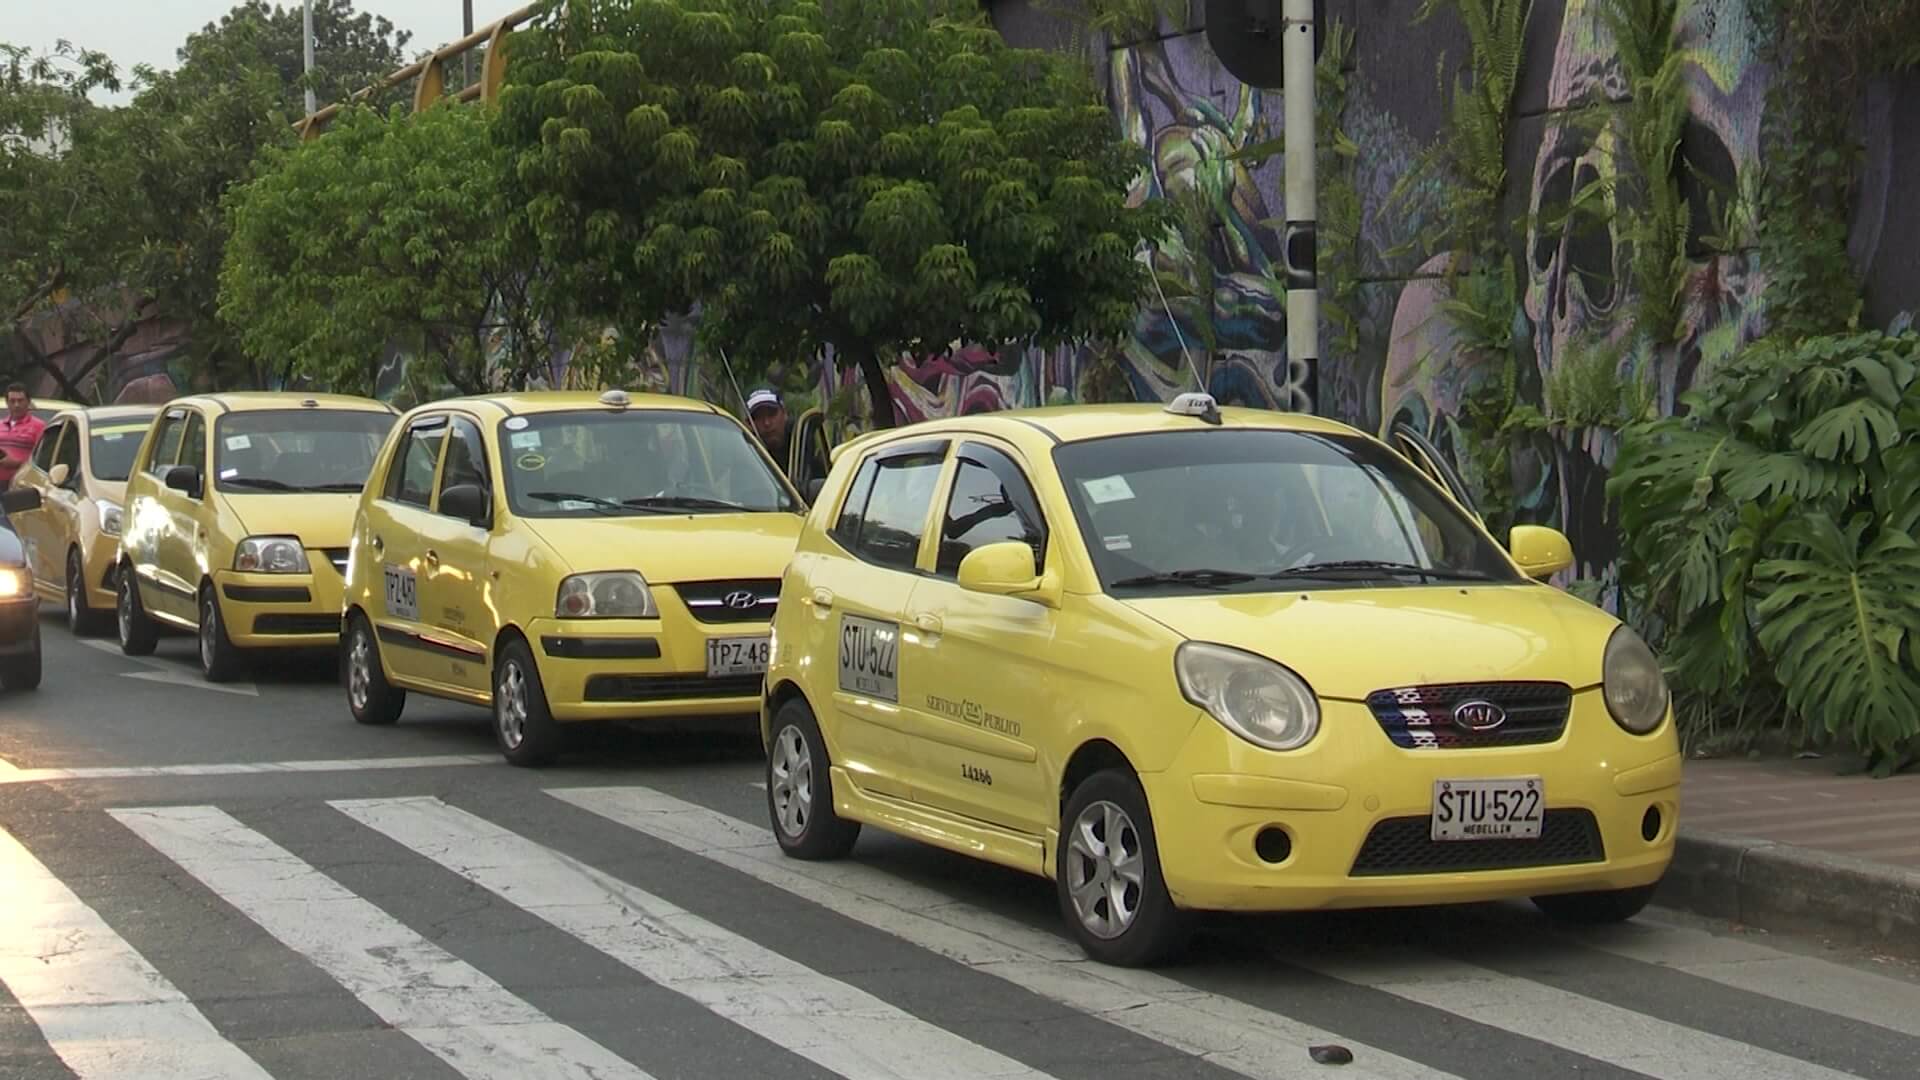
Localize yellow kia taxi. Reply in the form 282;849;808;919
340;390;807;766
115;393;399;679
761;393;1680;966
8;404;159;634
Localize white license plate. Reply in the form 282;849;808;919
706;636;770;678
383;564;417;621
1431;777;1543;841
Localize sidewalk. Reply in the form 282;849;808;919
1660;755;1920;956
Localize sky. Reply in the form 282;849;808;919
5;1;527;103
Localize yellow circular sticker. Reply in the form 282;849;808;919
515;452;546;471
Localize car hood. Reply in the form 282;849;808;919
1121;584;1619;700
220;491;361;549
520;512;805;581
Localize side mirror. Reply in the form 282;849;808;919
1;488;42;514
1510;525;1573;580
956;541;1058;606
46;464;70;488
439;483;491;528
163;465;202;499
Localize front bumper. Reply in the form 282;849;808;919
83;532;122;610
530;614;767;723
214;566;346;648
0;595;37;653
1139;693;1680;912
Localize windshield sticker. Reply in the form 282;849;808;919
1082;475;1134;504
1102;534;1132;551
514;452;546;471
504;416;530;431
101;432;125;441
558;499;593;511
219;468;239;479
225;435;252;451
509;431;541;449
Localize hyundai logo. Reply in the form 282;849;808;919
722;590;760;610
1452;699;1507;732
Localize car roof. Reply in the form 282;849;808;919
837;403;1369;459
73;405;160;424
171;392;397;414
418;391;724;419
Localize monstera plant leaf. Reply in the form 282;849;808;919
1753;512;1920;774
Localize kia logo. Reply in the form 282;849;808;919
722;590;760;610
1452;699;1507;732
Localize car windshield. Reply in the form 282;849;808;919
214;410;395;494
1053;428;1522;593
89;421;152;481
499;408;797;518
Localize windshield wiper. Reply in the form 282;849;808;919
220;476;297;491
303;481;367;492
526;491;667;515
623;495;758;513
1266;560;1496;582
1110;568;1259;589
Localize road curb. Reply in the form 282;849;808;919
1657;829;1920;957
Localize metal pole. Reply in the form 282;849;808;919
302;0;317;116
463;1;475;88
1281;0;1317;414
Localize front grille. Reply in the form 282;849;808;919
252;613;342;635
1365;682;1573;749
672;579;780;624
584;673;763;703
1350;809;1604;876
321;549;350;576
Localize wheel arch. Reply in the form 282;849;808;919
1058;738;1137;816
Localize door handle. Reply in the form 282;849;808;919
807;587;833;608
424;549;440;567
371;536;384;551
913;612;942;635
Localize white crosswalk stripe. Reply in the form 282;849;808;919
548;784;1460;1080
0;825;271;1079
333;795;1053;1080
108;805;655;1080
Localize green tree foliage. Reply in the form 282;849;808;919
496;0;1165;426
221;104;558;399
171;0;414;116
1609;330;1920;774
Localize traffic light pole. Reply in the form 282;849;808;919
1280;0;1318;415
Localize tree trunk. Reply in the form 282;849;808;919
860;349;897;429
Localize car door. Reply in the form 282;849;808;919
805;437;951;802
896;439;1056;833
786;407;833;501
13;419;65;590
365;414;448;685
1389;422;1481;521
419;414;496;694
42;419;86;592
142;407;201;623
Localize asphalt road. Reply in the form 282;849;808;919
3;610;1918;1080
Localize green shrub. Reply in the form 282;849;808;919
1609;330;1920;774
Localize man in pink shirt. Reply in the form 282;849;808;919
0;384;48;490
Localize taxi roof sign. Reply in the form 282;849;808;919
1165;391;1222;425
599;389;631;409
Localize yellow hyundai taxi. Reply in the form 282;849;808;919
761;393;1680;966
115;393;399;680
340;390;807;766
8;404;158;634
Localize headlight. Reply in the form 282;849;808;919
95;499;123;538
1175;642;1320;751
234;536;310;574
1603;624;1669;734
0;567;25;599
556;572;656;618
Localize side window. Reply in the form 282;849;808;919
385;417;448;508
52;422;81;480
935;446;1047;577
179;414;207;473
849;448;947;571
831;458;880;550
146;411;187;476
436;418;490;508
31;423;62;471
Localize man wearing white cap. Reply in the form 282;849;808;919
746;386;828;487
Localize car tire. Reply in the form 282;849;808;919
66;550;106;636
116;568;158;657
1;625;42;691
344;613;404;726
1056;768;1190;967
1531;883;1658;925
766;697;859;860
198;587;244;683
493;639;558;767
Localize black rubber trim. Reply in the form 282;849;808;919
376;624;485;661
540;635;662;660
1008;417;1063;445
222;585;311;603
145;575;195;600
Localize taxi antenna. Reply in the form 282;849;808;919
715;347;750;415
1145;243;1208;395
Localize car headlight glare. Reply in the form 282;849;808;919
95;499;123;538
234;536;310;574
556;571;656;618
1603;624;1669;734
0;567;25;599
1175;642;1320;751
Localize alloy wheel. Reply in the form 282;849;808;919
769;725;814;838
347;629;373;713
497;662;528;750
1064;799;1146;940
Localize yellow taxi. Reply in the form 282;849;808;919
340;390;807;766
761;393;1680;966
7;404;159;634
115;393;399;680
